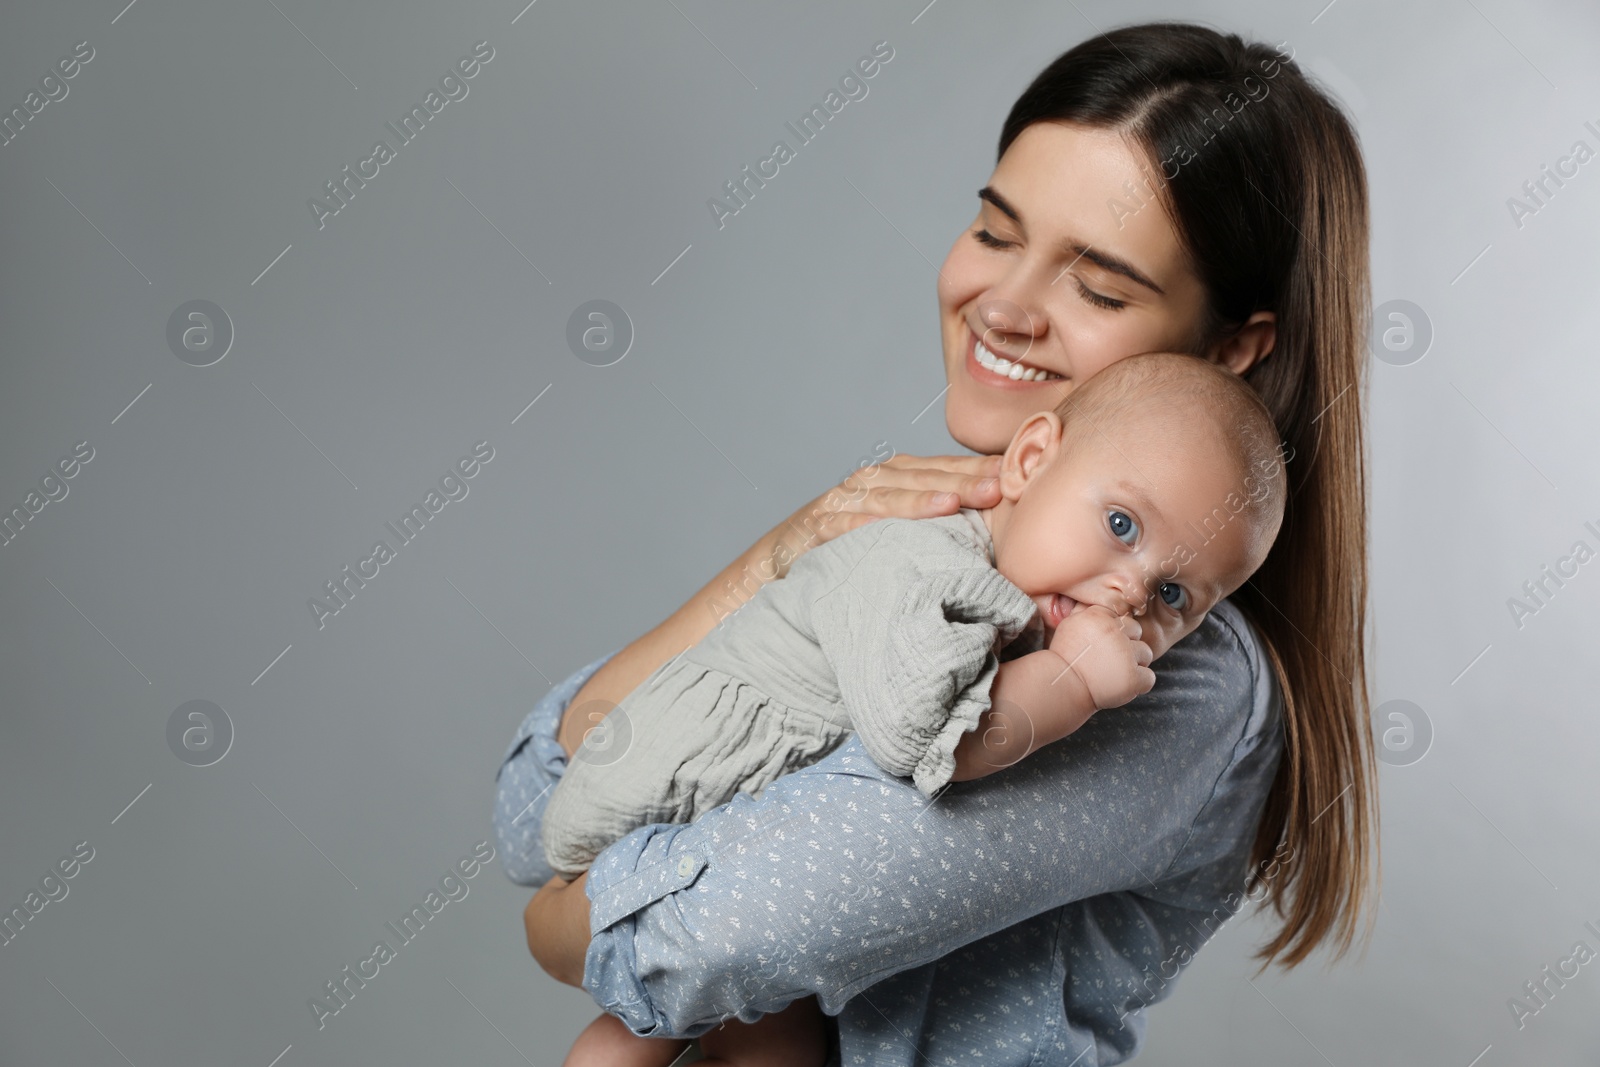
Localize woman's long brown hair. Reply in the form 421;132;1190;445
1000;22;1378;970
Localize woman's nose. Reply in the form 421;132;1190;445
976;296;1043;357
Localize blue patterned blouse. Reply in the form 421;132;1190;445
493;596;1284;1066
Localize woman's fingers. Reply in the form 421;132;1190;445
864;451;998;483
866;484;992;518
877;452;1001;473
775;454;1005;559
844;463;1003;511
946;471;1003;508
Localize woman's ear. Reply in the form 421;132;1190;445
999;411;1062;502
1209;310;1276;375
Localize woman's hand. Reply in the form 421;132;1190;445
524;871;591;988
758;452;1004;581
559;453;1002;758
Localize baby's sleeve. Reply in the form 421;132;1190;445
806;520;1039;796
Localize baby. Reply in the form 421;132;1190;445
542;352;1288;1067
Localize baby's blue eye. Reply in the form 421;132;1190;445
1159;582;1188;611
1107;510;1138;544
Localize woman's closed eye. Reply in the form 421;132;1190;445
970;228;1127;311
1072;277;1126;310
970;226;1012;251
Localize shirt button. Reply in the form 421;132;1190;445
675;855;695;877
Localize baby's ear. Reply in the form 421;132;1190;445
1000;411;1064;499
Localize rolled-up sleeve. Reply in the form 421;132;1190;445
577;601;1276;1043
492;650;617;887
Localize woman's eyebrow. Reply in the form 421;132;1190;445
977;186;1167;297
1067;244;1166;297
977;185;1024;223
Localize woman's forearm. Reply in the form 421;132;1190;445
950;650;1095;782
524;871;592;987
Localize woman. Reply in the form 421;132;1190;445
496;22;1378;1065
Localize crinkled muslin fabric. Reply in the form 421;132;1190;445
540;509;1042;880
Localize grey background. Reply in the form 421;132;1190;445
1;0;1596;1064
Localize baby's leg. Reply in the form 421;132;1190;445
562;1012;692;1067
696;995;829;1067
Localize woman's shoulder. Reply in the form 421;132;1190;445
1103;594;1281;760
1059;594;1280;772
1119;596;1285;897
1007;597;1283;881
1186;596;1281;747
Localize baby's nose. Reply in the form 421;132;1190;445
1107;572;1145;614
1110;575;1148;616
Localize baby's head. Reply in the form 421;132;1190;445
984;352;1287;661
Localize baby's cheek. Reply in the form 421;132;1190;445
1145;619;1190;662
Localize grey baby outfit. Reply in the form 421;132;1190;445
541;508;1047;881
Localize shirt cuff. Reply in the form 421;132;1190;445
581;821;712;1037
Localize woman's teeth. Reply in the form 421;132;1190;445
974;338;1063;381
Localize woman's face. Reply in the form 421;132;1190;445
938;121;1215;455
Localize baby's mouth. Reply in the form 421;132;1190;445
1047;593;1077;627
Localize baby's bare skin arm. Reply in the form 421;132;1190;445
951;604;1154;783
949;650;1096;782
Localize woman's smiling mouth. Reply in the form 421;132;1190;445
967;328;1065;385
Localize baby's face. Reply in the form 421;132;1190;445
991;417;1265;662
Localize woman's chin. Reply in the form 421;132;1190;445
943;390;1022;456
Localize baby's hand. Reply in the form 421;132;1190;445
1047;604;1156;709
